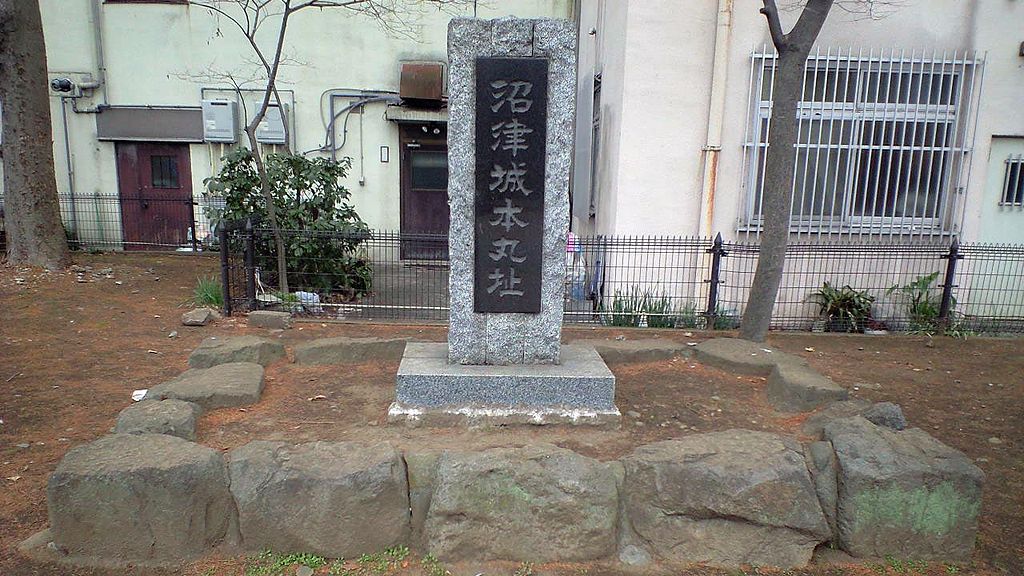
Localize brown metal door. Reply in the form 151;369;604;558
116;142;194;250
399;125;449;260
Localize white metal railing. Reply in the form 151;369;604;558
1001;154;1024;208
741;47;986;238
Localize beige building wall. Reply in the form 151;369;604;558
579;0;1024;243
31;0;573;245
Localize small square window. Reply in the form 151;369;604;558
1001;155;1024;206
151;155;180;189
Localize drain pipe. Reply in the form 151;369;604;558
697;0;734;237
81;0;107;101
60;98;78;239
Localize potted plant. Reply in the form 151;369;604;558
809;282;875;333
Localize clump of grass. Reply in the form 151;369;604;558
245;549;327;576
513;561;535;576
191;276;224;308
421;554;449;576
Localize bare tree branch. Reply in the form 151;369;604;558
760;0;787;48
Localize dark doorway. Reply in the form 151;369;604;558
399;125;449;260
115;142;195;250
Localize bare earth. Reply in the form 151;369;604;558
0;253;1021;576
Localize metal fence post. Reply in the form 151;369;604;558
705;233;726;329
218;224;232;317
939;237;963;325
244;220;257;311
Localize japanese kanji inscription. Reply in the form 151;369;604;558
474;57;548;313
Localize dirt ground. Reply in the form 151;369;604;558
0;253;1021;576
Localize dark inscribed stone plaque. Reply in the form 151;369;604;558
474;57;549;314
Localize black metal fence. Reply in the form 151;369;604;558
221;226;1024;335
0;193;220;252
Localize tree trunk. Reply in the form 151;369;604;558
245;126;290;295
0;0;70;269
738;52;805;341
739;0;832;342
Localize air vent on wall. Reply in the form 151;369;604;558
399;62;445;105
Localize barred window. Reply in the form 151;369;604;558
1001;155;1024;207
742;49;984;237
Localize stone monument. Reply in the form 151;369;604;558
388;17;619;425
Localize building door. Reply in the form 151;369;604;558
399;125;449;260
116;142;195;250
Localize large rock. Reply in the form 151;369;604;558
824;417;984;561
425;444;619;562
292;336;407;365
145;362;264;410
804;441;840;543
694;338;807;376
188;335;285;368
114;399;202;441
862;401;907;431
228;441;409;557
767;363;848;412
801;400;872;438
801;400;909;438
621;430;829;569
47;434;233;562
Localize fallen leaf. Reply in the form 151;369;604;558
805;347;815;352
6;476;21;482
308;394;328;401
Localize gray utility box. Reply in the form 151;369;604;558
256;104;287;145
201;99;238;143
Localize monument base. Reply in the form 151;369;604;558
389;343;619;427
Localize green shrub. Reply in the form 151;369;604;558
810;282;875;333
205;148;371;299
887;272;944;333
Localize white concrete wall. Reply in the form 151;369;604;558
580;0;1024;243
30;0;573;243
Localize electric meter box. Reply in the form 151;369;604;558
256;104;287;145
201;99;238;143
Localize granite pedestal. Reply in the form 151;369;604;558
388;343;619;426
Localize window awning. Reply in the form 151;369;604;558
384;105;448;124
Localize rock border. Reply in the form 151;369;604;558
29;336;985;570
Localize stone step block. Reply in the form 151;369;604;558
570;338;691;363
824;416;984;561
248;310;292;330
114;399;202;441
188;335;285;368
145;362;264;410
694;338;808;376
227;441;409;558
47;434;233;563
181;307;220;327
425;444;619;562
292;336;407;365
767;362;848;412
620;430;829;569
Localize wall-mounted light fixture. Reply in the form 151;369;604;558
380;145;390;163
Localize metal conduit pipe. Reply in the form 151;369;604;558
697;0;734;238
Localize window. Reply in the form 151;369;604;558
150;155;180;188
1001;155;1024;207
742;49;983;237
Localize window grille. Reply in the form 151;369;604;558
741;48;985;238
1001;154;1024;208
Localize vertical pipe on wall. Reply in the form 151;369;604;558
698;0;734;238
60;98;78;239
